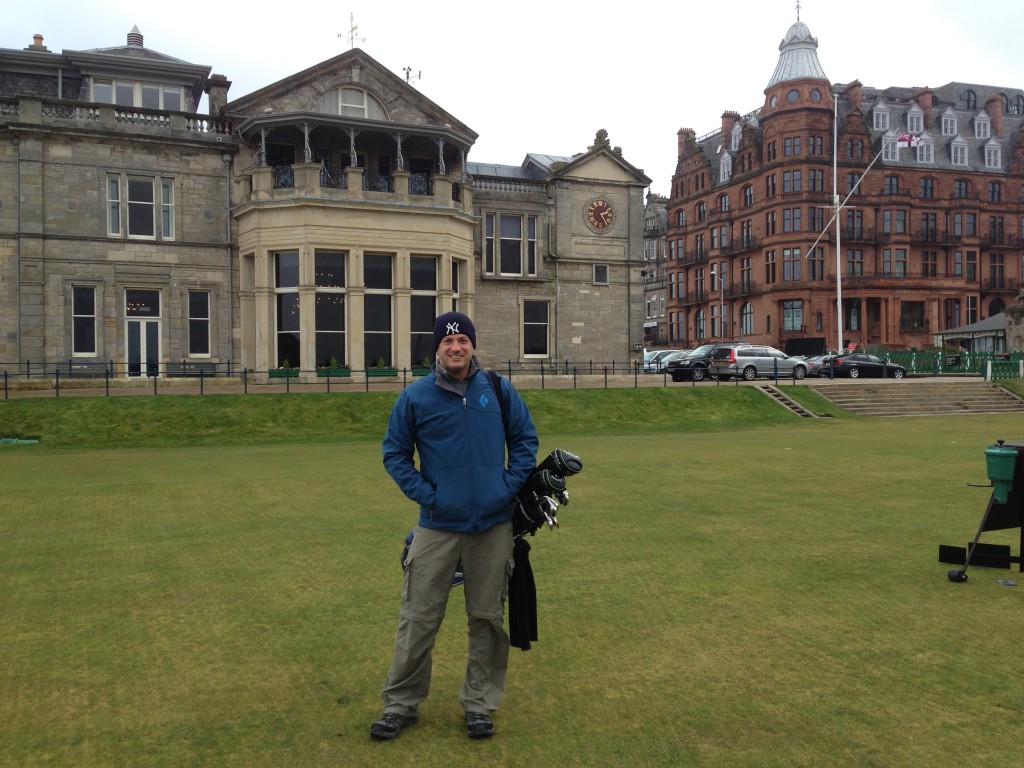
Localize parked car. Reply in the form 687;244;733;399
710;343;809;381
830;353;907;379
645;348;684;373
803;354;838;377
667;343;731;382
642;349;671;372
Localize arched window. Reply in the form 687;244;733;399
964;89;977;110
317;87;388;120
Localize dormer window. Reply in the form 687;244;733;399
873;101;890;131
720;153;732;183
985;138;1001;169
907;105;923;134
963;89;977;110
916;132;934;164
882;131;898;161
941;108;957;136
93;79;182;110
951;136;968;166
730;122;742;151
974;111;991;139
317;87;388;120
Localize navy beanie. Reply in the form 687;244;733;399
433;311;476;352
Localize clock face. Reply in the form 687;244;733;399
586;198;614;231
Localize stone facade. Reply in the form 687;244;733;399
0;32;650;378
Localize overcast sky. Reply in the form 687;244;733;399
9;0;1022;195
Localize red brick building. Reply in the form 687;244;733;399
666;18;1024;356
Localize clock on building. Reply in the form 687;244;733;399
585;198;614;231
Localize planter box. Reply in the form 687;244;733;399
316;367;351;377
412;367;431;377
366;367;398;378
268;368;298;378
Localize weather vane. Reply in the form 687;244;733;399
403;66;421;84
338;13;366;49
795;0;801;21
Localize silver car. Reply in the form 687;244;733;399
710;344;808;381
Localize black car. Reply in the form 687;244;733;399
666;342;731;382
829;353;907;379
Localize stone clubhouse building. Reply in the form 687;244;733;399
0;28;650;380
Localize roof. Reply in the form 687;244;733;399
932;312;1007;342
766;20;828;88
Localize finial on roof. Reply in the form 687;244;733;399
796;0;801;21
127;25;143;48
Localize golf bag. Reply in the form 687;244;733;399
512;448;584;538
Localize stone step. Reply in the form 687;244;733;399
808;379;1024;416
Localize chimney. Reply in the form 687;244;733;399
721;111;740;150
127;26;144;48
845;80;863;113
205;74;232;116
27;34;49;52
985;94;1003;137
677;127;696;158
914;88;933;130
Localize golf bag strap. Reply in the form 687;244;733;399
486;369;509;431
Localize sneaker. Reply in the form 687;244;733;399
370;712;417;741
465;711;495;739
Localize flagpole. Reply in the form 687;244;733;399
834;93;842;354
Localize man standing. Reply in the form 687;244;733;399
372;311;538;741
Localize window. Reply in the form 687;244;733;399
106;173;174;240
966;251;977;282
846;173;861;195
953;180;968;199
484;213;537;277
846;249;864;277
188;290;210;356
695;310;706;340
782;300;803;332
919;177;934;199
765;250;776;284
808;248;825;281
808;169;825;192
523;299;549;357
317;87;388;120
953;251;963;277
782;248;801;282
741;303;754;335
990;252;1005;289
697;202;707;221
845;210;863;239
718;194;729;213
873;104;890;131
275;251;300;368
409;256;438;366
846;139;864;159
882;133;899;161
720;153;732;182
922;251;938;277
676;210;686;227
743;185;754;206
315;251;347;367
882;210;906;234
884;176;899;195
882;248;908;276
784;137;801;156
964;90;977;110
920;213;937;241
808;136;823;156
985;142;1001;169
951;139;968;166
93;79;182;110
783;171;801;193
782;208;801;233
363;253;393;367
764;211;776;236
975;113;991;139
72;286;96;355
917;136;934;164
907;107;923;134
593;264;609;284
942;110;957;136
989;182;1002;203
730;123;742;151
844;299;860;331
765;174;776;197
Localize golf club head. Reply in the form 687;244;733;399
947;568;968;583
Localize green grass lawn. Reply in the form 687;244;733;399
2;390;1023;766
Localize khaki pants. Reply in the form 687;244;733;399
380;521;514;716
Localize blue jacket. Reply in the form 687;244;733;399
382;360;539;533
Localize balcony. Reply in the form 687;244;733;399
982;277;1020;293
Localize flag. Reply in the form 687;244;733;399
897;132;918;148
